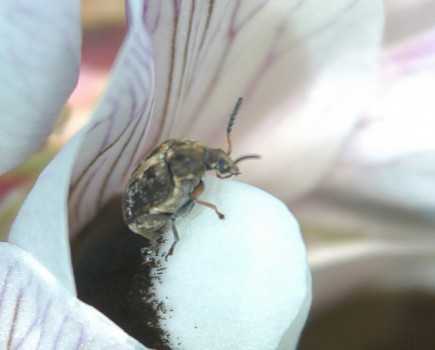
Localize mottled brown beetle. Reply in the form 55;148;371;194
122;97;259;256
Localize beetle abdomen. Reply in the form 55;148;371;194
122;159;173;224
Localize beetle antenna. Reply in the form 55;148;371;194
234;154;261;164
226;97;243;155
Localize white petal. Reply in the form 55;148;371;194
9;131;86;293
0;243;147;349
151;176;311;349
68;0;156;234
0;0;81;174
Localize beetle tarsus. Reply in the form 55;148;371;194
166;219;180;259
194;198;225;219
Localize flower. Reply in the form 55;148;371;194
0;0;384;348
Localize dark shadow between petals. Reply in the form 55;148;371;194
71;195;170;350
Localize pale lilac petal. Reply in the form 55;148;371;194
323;29;435;215
69;0;384;233
232;0;384;200
0;243;147;349
384;0;435;44
0;0;81;174
297;30;435;304
324;153;435;215
139;0;383;200
68;0;155;234
9;132;86;293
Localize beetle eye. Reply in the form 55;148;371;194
217;160;229;174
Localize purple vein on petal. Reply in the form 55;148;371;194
35;298;54;349
228;0;266;37
53;313;71;348
1;265;16;347
140;0;161;34
70;97;150;227
139;1;203;139
75;324;86;350
157;0;179;140
69;69;152;222
197;0;214;54
14;274;41;349
178;1;270;134
1;263;21;344
6;286;23;349
68;14;156;233
70;163;105;225
243;1;304;100
184;0;299;122
183;1;210;85
287;0;362;55
175;0;194;120
73;32;153;151
153;1;265;138
0;262;16;302
93;113;147;211
85;32;153;153
94;110;153;210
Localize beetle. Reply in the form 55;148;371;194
121;97;259;257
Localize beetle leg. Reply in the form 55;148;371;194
192;182;225;219
145;231;161;248
194;198;224;219
166;218;180;258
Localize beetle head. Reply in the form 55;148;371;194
205;148;259;179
